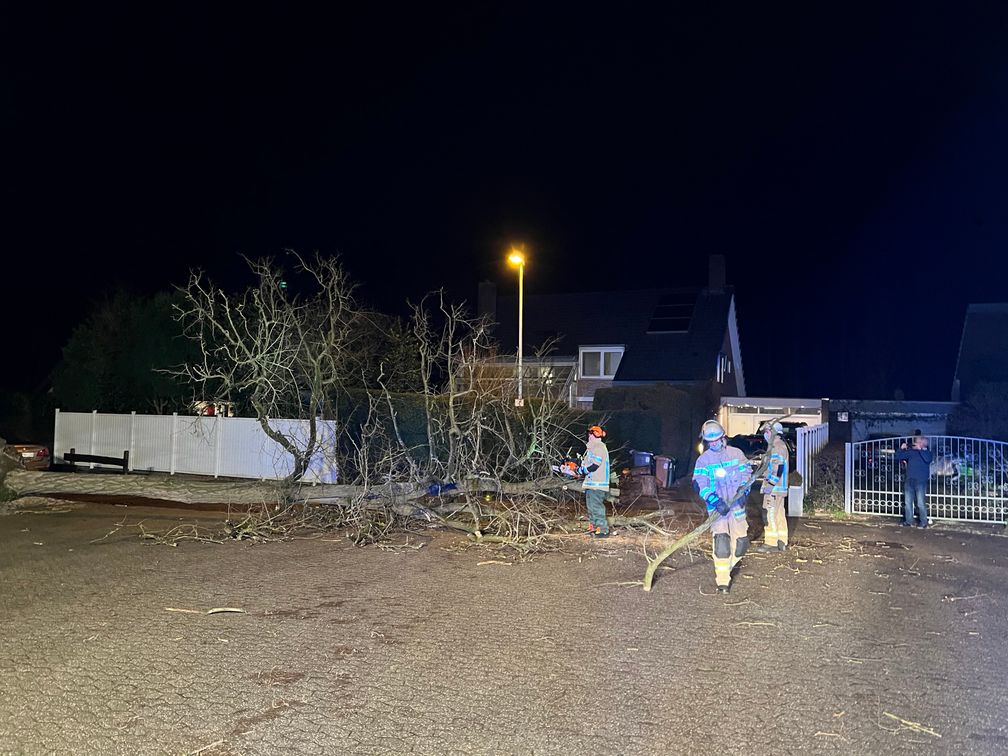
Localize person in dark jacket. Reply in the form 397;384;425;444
895;433;933;528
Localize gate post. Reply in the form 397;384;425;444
844;442;853;513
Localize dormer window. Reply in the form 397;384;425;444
580;346;624;379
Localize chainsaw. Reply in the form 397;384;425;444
551;455;583;478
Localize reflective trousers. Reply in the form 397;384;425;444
585;489;609;533
710;506;749;587
762;493;788;547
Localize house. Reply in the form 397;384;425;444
479;255;746;409
951;303;1008;402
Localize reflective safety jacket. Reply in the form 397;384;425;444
693;445;751;514
581;436;610;492
761;436;789;495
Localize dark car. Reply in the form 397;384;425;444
779;421;808;446
727;434;767;459
727;433;797;467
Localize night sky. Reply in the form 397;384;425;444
5;3;1008;400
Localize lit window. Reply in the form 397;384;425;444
604;351;622;376
580;346;624;378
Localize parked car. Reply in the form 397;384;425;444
2;438;51;471
727;433;797;467
779;421;808;446
727;434;767;459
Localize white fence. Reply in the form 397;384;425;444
53;410;339;482
844;435;1008;524
795;423;830;495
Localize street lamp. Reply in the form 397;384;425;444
507;249;525;407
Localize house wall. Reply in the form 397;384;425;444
571;377;615;408
723;410;823;436
823;399;956;443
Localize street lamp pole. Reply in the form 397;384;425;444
508;250;526;407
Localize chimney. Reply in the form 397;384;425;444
707;254;726;292
478;280;497;324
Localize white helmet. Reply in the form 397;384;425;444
700;419;725;442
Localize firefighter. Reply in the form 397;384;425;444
578;425;611;537
692;420;752;593
757;421;789;552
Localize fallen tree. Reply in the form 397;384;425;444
4;469;575;508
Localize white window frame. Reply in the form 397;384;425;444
716;352;731;383
579;345;625;379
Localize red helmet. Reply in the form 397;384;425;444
588;425;606;438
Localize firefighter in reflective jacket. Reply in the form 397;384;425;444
757;421;789;552
693;420;752;593
579;425;611;538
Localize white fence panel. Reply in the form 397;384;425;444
53;410;340;481
172;416;218;476
845;435;1008;524
131;414;175;471
93;414;132;462
54;410;130;469
296;420;340;483
54;411;93;459
216;417;284;480
795;423;830;495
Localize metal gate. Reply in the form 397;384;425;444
844;435;1008;523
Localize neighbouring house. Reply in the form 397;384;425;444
479;255;746;410
951;303;1008;402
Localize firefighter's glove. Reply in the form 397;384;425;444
576;466;587;476
708;496;731;516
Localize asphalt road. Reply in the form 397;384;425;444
1;500;1005;755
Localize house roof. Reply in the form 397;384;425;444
493;286;735;382
953;303;1008;399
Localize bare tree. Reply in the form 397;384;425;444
168;259;586;546
393;291;584;536
173;251;359;482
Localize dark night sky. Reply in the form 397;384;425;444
4;2;1008;400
